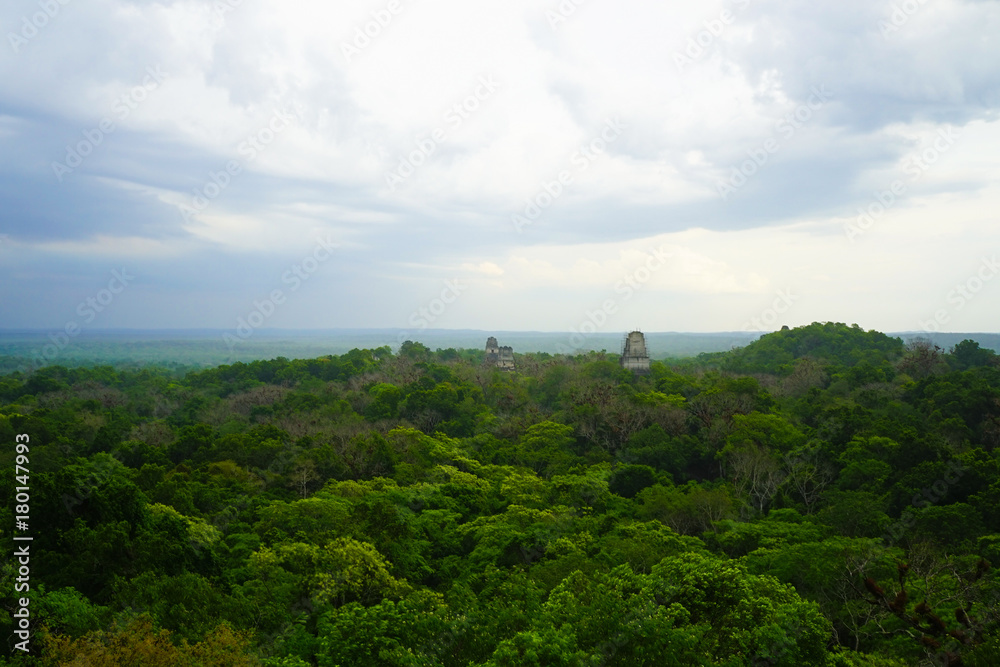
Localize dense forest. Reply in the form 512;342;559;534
3;322;1000;665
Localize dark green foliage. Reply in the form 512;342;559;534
709;322;904;376
2;324;998;665
608;463;658;498
949;339;997;372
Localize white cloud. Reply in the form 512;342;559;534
1;0;998;332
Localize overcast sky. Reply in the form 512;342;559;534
2;0;999;341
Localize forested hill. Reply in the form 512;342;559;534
3;322;1000;665
698;321;906;374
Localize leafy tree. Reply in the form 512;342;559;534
4;323;1000;666
636;482;737;535
517;421;578;477
950;339;996;371
608;463;658;498
40;615;258;666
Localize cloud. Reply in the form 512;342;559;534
1;0;998;332
462;261;505;276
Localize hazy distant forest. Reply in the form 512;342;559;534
5;322;1000;666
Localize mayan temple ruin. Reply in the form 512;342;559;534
620;331;651;374
485;337;515;371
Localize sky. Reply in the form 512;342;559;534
1;0;999;344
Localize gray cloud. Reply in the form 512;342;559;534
1;0;998;332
